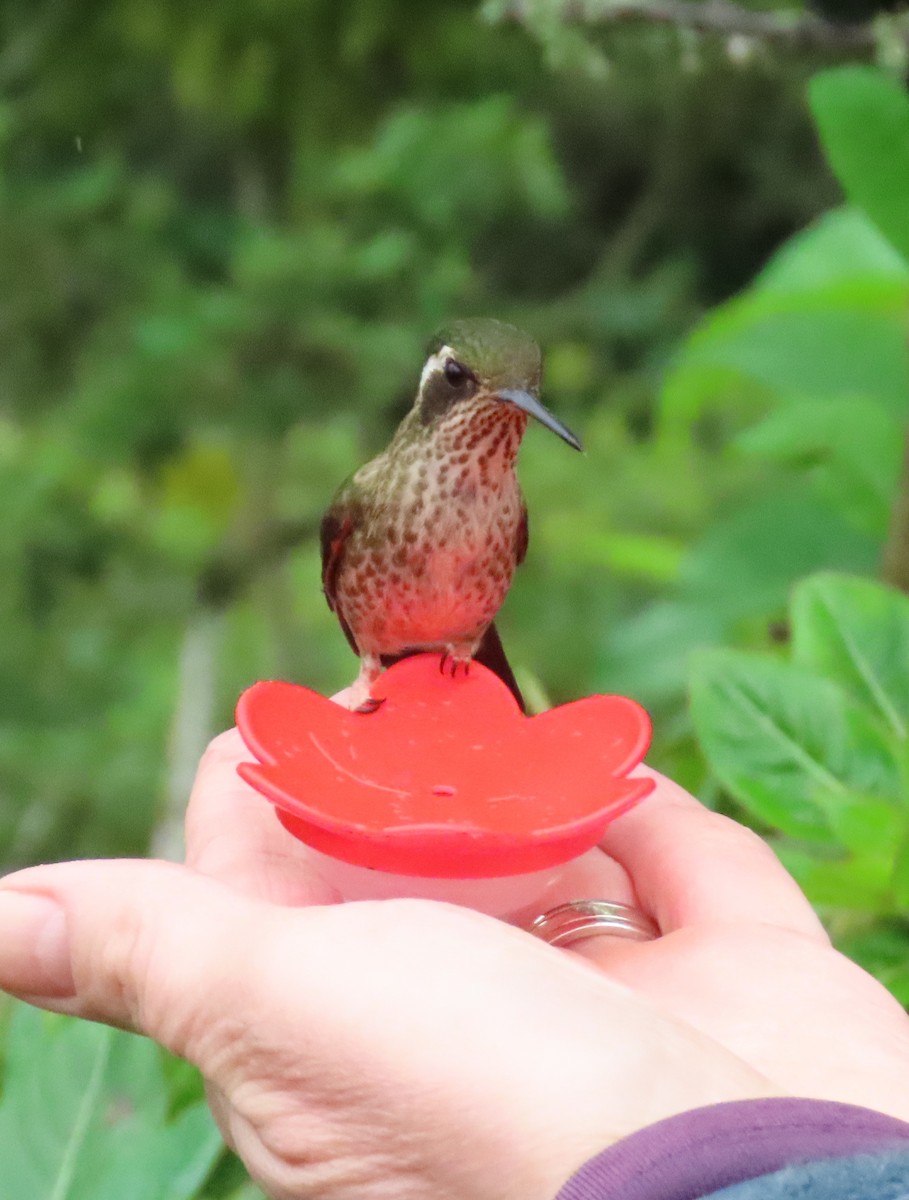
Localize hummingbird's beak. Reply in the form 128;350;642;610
497;389;583;452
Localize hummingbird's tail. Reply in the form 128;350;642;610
473;622;526;713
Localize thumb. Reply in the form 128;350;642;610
0;860;289;1062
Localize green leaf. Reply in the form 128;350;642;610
661;203;909;430
601;600;728;708
810;67;909;262
0;1007;223;1200
891;832;909;911
836;921;909;1001
679;487;879;623
662;283;909;425
777;845;892;912
880;961;909;1007
89;1103;224;1200
791;573;909;743
754;207;909;294
690;649;903;842
813;789;904;859
735;397;903;536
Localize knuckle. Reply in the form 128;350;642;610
89;901;152;1028
199;728;242;770
713;814;777;861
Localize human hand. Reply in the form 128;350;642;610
0;731;907;1200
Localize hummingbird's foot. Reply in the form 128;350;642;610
347;654;383;712
439;651;472;679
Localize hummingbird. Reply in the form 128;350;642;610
320;318;582;712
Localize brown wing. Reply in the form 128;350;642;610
319;499;359;656
515;501;529;566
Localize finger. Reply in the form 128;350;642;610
185;730;335;906
0;860;293;1056
547;847;636;909
600;769;827;941
508;847;637;935
0;856;782;1198
0;858;656;1067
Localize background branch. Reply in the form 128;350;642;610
492;0;903;51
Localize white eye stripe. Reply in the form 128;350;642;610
419;347;454;392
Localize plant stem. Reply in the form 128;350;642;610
152;612;222;861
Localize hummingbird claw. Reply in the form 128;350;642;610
354;696;386;715
440;652;471;679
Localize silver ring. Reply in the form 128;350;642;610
526;900;659;947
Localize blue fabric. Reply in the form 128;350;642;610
705;1147;909;1199
555;1100;909;1200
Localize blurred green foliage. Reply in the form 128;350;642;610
0;0;844;867
692;573;909;1004
1;0;908;1193
0;1005;223;1198
682;65;909;1003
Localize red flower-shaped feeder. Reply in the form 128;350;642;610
236;654;654;880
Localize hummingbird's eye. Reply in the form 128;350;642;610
443;358;469;387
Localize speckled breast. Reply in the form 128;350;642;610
337;471;523;656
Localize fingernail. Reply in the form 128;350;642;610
0;890;74;997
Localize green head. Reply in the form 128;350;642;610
416;318;581;450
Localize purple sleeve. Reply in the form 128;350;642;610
555;1099;909;1200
